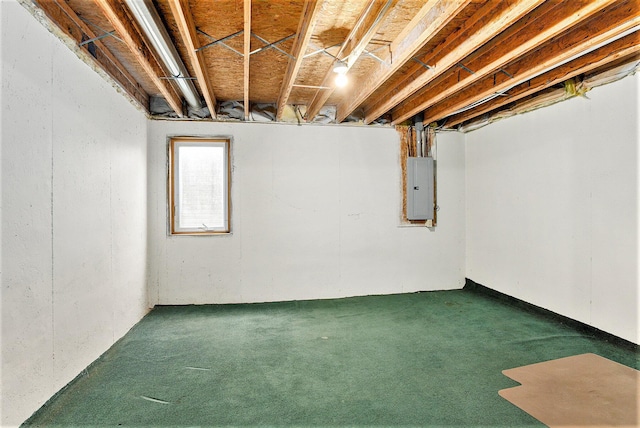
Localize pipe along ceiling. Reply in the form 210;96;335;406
124;0;203;111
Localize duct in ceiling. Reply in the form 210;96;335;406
124;0;203;111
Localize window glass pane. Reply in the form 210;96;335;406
177;144;226;230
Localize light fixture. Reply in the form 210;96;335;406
333;60;348;74
333;60;348;87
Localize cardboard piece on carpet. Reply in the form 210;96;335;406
499;353;639;427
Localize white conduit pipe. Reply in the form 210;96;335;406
414;114;424;157
124;0;203;109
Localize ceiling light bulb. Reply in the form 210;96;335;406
335;73;348;87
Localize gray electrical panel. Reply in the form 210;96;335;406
407;157;434;220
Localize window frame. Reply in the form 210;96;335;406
168;136;231;235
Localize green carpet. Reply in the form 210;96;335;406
25;289;639;427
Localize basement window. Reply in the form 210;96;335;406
169;137;230;235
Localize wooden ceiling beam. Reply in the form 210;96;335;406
361;0;500;123
168;0;217;118
304;0;399;121
444;34;640;128
415;5;640;126
363;0;545;124
33;0;149;111
244;0;251;121
276;0;323;121
391;0;622;125
335;0;472;123
93;0;184;116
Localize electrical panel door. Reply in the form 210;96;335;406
406;157;434;220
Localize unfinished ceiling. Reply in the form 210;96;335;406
29;0;640;128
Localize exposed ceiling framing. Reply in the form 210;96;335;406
93;0;185;115
276;0;322;120
27;0;640;128
168;0;218;118
304;0;399;121
31;0;150;109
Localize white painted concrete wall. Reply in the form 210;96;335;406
466;74;640;344
1;2;149;425
148;121;466;305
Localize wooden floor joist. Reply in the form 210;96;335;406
361;0;501;124
168;0;217;118
417;5;640;126
445;34;640;128
276;0;322;121
33;0;149;111
335;0;472;123
94;0;184;116
304;0;398;122
391;0;621;125
363;0;544;124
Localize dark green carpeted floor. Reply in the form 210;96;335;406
25;288;639;427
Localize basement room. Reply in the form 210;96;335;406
1;0;639;426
